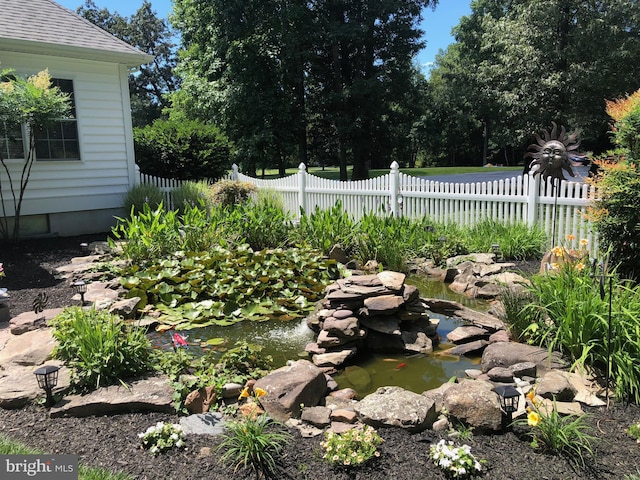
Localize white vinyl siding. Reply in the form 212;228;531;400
0;51;136;217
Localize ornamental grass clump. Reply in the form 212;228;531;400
320;424;383;467
138;422;185;456
429;439;483;478
217;413;290;477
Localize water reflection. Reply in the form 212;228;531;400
149;275;488;396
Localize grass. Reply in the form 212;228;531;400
0;434;132;480
256;165;520;180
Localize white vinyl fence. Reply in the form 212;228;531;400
139;162;600;249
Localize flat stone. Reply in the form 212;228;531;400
341;274;383;287
359;316;401;335
312;348;358;368
180;412;225;435
336;280;389;297
9;308;64;335
323;316;360;337
537;370;577;402
402;284;420;303
509;362;537;378
0;328;57;366
0;360;70;409
330;408;357;423
446;339;488;357
489;330;510;343
377;271;406;291
50;374;175;417
424;298;505;331
363;295;404;315
447;325;489;344
301;406;331;428
333;309;353;319
486;366;513;383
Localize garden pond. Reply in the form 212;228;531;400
149;275;488;397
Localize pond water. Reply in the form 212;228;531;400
149;275;489;396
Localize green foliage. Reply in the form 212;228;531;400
521;258;640;402
465;220;547;261
122;183;166;216
224;195;293;251
171;181;211;214
429;439;484;478
626;419;640;442
320;425;383;467
209;180;257;207
158;341;272;413
119;245;338;329
50;307;154;390
589;157;640;282
217;414;291;477
498;286;542;343
138;422;185;456
292;201;356;255
133;118;230;180
520;398;594;465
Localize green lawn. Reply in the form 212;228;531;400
255;165;520;180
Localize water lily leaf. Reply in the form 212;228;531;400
222;301;240;316
205;338;226;346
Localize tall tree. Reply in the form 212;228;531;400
77;0;179;126
172;0;437;179
426;0;640;165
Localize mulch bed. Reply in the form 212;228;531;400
1;235;640;479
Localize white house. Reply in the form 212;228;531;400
0;0;153;237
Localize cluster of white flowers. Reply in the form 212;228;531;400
138;422;185;456
320;425;383;467
429;439;483;478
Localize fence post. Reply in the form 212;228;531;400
298;163;307;215
389;161;400;217
526;173;540;226
231;164;239;181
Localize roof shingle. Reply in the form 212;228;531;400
0;0;152;64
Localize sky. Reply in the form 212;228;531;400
56;0;472;72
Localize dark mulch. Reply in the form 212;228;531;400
1;236;640;479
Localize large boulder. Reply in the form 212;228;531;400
254;360;328;422
354;386;437;432
0;328;57;367
481;342;567;373
443;379;503;431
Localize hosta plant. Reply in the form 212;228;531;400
321;424;383;467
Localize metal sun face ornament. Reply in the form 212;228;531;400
524;122;580;182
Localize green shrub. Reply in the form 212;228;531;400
50;307;154;390
122;183;165;216
171;181;212;214
588;157;640;282
210;180;257;207
218;414;290;477
465;220;547;260
134;118;231;181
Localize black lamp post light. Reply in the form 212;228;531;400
72;280;87;306
491;243;501;261
34;365;60;407
495;385;520;432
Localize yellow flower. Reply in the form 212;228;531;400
0;81;14;93
550;262;560;270
254;387;267;398
576;262;585;271
28;69;51;90
580;238;588;247
567;234;575;241
527;411;541;427
552;246;564;257
238;387;250;400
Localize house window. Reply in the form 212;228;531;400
35;78;80;161
0;122;25;160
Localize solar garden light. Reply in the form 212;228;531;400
34;365;60;408
495;385;520;432
71;280;87;306
491;243;501;261
80;242;89;254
